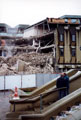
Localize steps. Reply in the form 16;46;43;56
19;88;81;120
6;103;51;120
6;70;81;120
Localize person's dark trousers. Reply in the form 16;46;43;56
0;50;2;56
59;90;65;99
59;88;68;99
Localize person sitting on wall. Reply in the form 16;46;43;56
56;73;69;99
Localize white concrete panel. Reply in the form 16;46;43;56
0;76;4;90
23;26;47;38
24;27;37;38
50;74;60;80
22;74;36;88
43;74;50;84
5;75;21;89
36;74;44;87
36;74;60;87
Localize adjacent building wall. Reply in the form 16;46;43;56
55;25;81;69
76;28;81;63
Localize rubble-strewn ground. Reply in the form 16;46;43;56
0;51;54;75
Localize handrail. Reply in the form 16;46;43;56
10;87;67;103
10;71;81;104
6;70;81;119
19;69;78;98
12;87;67;112
9;70;81;113
20;88;81;120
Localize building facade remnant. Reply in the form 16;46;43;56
23;15;81;70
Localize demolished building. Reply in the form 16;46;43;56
0;23;54;75
23;15;81;71
0;15;81;75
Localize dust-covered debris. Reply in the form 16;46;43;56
0;52;54;75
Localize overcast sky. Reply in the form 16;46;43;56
0;0;81;27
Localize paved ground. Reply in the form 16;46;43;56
0;91;12;120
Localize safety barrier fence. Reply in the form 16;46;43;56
0;74;59;90
0;74;36;90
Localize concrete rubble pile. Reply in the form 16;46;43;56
0;52;54;75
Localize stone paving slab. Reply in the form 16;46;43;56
0;91;12;120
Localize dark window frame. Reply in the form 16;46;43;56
72;34;76;42
59;48;64;56
71;48;76;57
59;34;64;42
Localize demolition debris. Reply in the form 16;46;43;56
0;51;54;75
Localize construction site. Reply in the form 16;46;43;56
0;15;81;120
0;15;81;75
0;23;54;75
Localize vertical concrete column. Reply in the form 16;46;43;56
76;30;79;63
76;29;81;63
64;28;71;63
32;39;35;47
54;29;59;64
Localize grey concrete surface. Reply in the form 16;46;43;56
0;91;12;120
